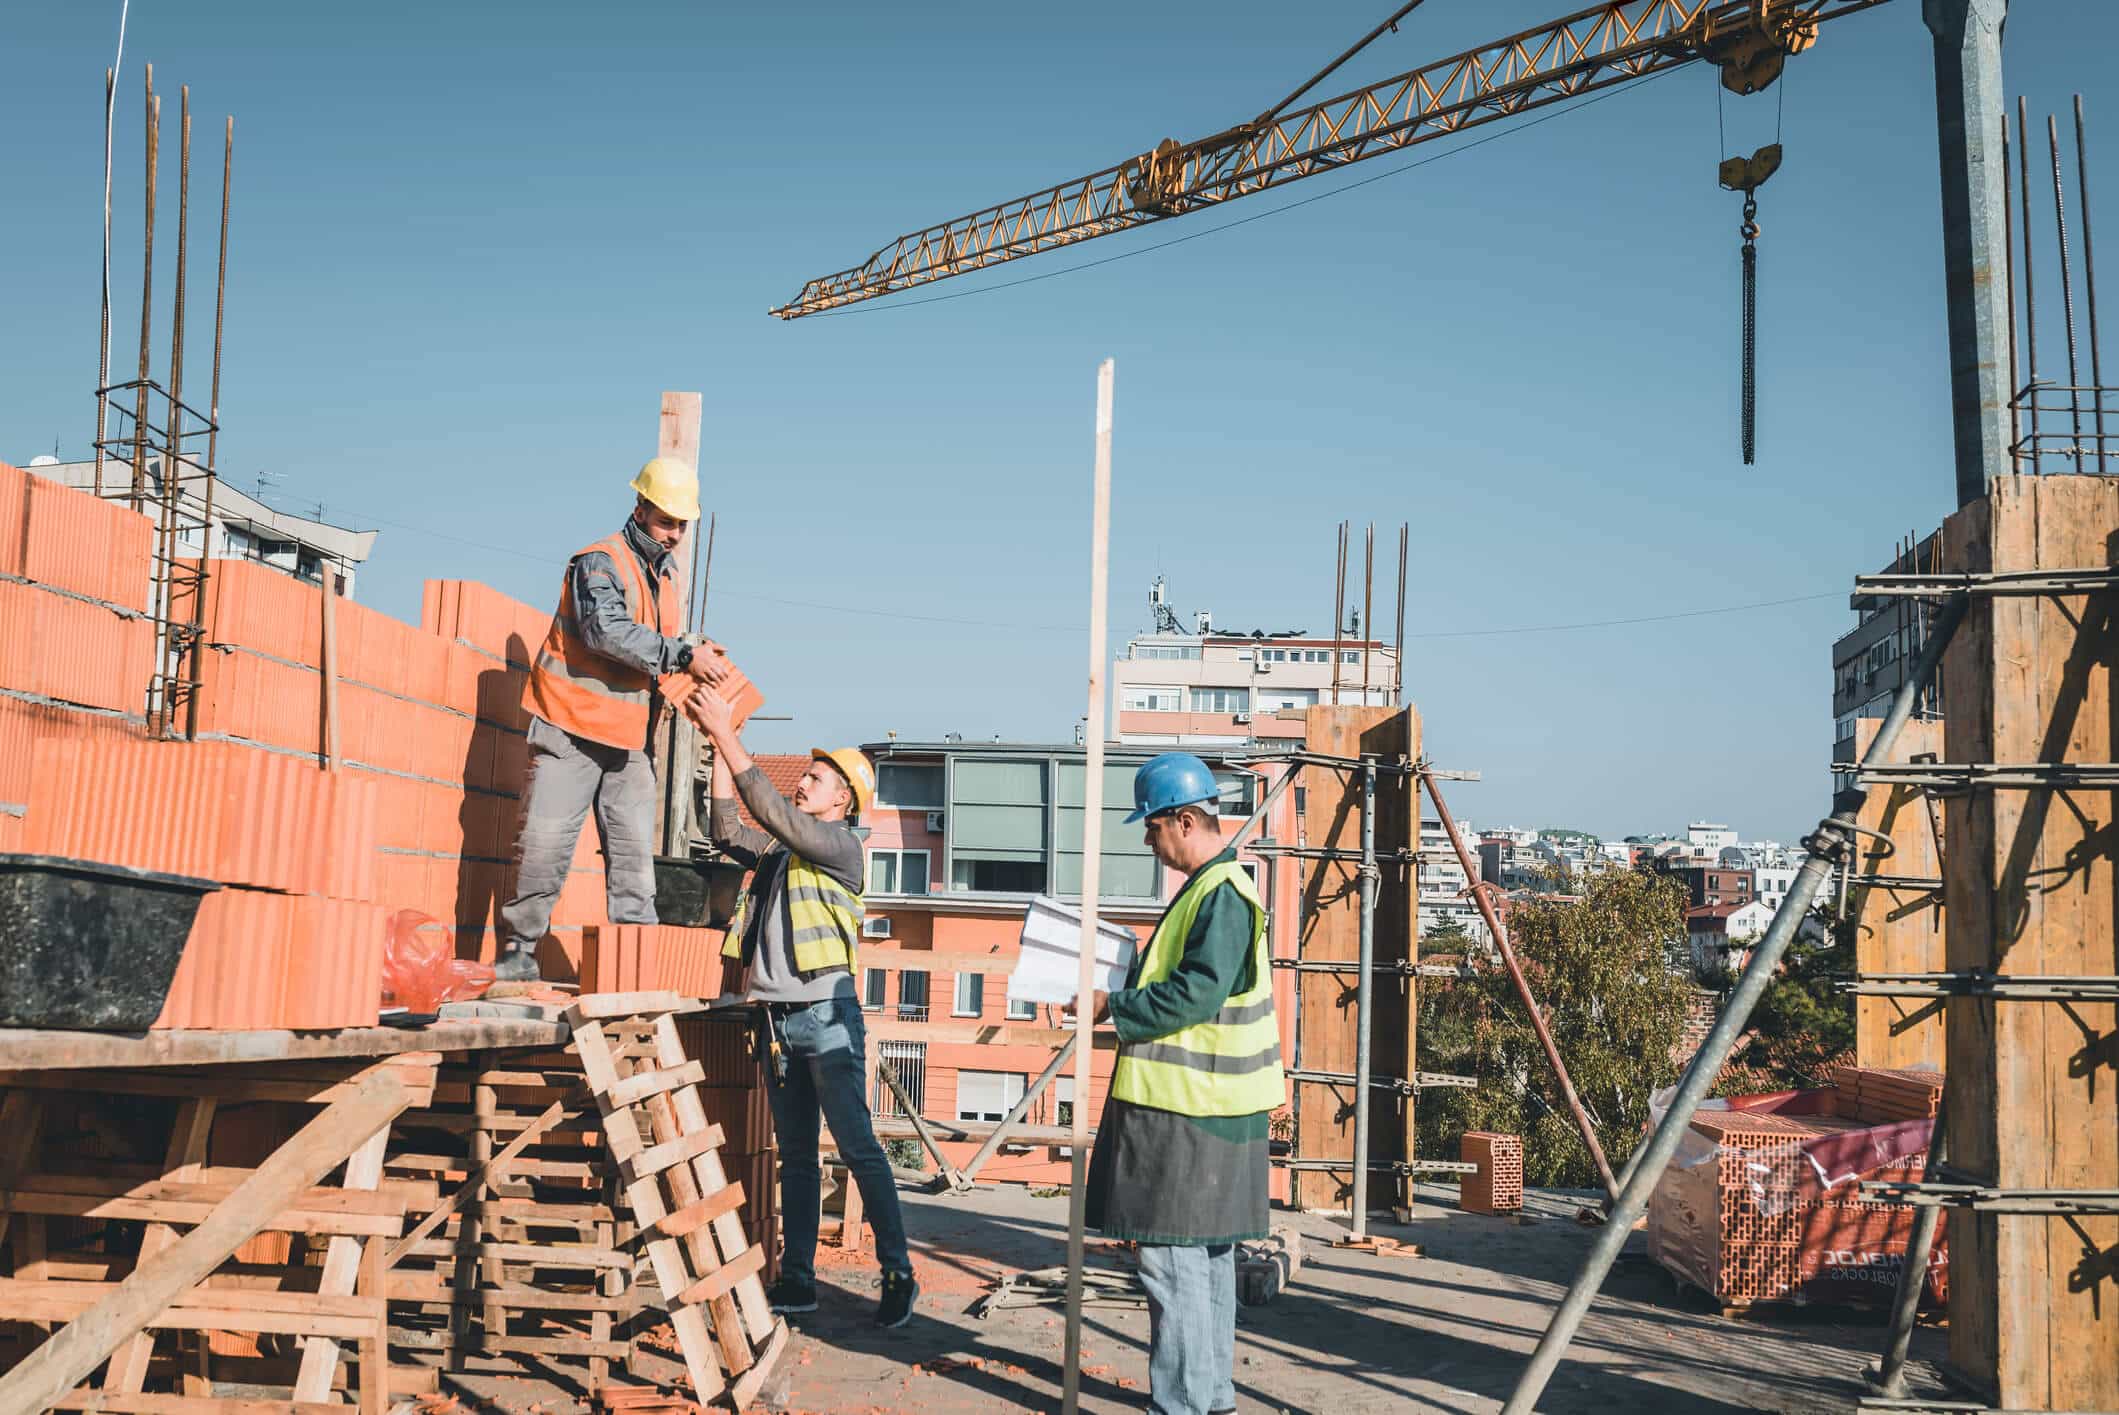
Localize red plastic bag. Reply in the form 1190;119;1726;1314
381;909;495;1014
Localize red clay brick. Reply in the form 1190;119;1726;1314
0;461;27;579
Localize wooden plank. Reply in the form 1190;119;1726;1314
388;1328;630;1359
0;1090;46;1254
0;1063;418;1415
1851;717;1948;1069
51;1390;345;1414
389;1090;581;1268
728;1317;789;1413
292;1121;390;1401
603;1059;706;1109
639;1078;753;1377
105;1095;217;1394
0;1020;567;1071
617;1124;725;1185
648;1183;747;1242
563;993;693;1023
674;1244;764;1307
386;1271;629;1311
651;1013;776;1347
0;1192;404;1238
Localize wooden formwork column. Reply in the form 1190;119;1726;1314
1850;717;1948;1070
1936;475;2119;1410
1290;705;1419;1213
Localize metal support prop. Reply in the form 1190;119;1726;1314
1923;0;2014;506
951;1034;1078;1191
1422;769;1619;1203
875;1058;967;1191
1501;594;1967;1415
1349;758;1377;1241
1870;1105;1948;1397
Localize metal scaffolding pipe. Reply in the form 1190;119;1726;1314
1501;594;1968;1414
1349;758;1378;1239
1870;1105;1949;1396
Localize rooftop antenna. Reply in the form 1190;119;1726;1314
1148;575;1182;634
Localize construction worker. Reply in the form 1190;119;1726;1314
493;457;717;983
686;686;918;1329
1072;751;1283;1415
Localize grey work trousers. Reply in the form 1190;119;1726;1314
498;715;658;953
1137;1242;1239;1415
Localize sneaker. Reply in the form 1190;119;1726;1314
766;1278;817;1314
491;948;542;984
875;1270;917;1329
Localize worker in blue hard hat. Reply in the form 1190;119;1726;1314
1067;750;1284;1415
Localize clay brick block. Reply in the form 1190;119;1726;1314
22;473;151;606
1460;1131;1524;1214
32;591;150;713
442;641;486;716
155;888;296;1030
403;629;451;709
279;896;385;1030
0;460;26;579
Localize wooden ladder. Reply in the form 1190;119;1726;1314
565;992;786;1411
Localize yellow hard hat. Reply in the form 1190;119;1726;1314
631;456;700;522
811;747;876;819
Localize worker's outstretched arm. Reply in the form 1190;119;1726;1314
691;691;863;884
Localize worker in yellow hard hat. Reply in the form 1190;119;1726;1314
685;687;916;1330
494;457;717;983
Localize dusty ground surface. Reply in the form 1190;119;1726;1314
428;1181;1956;1414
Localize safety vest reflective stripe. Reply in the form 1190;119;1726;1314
522;533;679;751
1108;860;1286;1118
1123;1038;1284;1075
721;853;865;978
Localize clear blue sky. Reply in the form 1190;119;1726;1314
4;2;2112;842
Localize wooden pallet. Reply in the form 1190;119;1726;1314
566;993;786;1412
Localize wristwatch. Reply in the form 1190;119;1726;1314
676;644;695;672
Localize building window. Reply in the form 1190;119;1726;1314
1189;686;1249;714
898;969;930;1022
1134;644;1202;661
1007;995;1036;1021
952;972;984;1017
1121;685;1184;713
862;968;887;1010
1214;772;1255;817
875;1040;926;1117
868;848;931;895
1055;1075;1076;1129
876;763;944;810
956;1069;1026;1124
949;858;1049;893
1256;687;1318;712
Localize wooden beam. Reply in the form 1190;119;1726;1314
381;1091;586;1268
0;1061;421;1415
104;1096;217;1394
0;1019;566;1071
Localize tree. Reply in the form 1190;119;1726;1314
1716;911;1856;1091
1417;868;1692;1188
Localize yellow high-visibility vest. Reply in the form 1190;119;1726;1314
1109;860;1284;1117
721;853;863;976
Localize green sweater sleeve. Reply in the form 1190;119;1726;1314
1108;881;1258;1045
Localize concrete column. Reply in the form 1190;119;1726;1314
1924;0;2012;506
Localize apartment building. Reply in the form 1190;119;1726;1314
1111;580;1398;746
848;738;1300;1189
1656;858;1756;909
1687;898;1776;977
1832;530;1944;769
1418;816;1490;947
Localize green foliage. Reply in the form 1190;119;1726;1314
1423;917;1472;949
1719;912;1857;1090
1417;869;1692;1188
883;1137;926;1173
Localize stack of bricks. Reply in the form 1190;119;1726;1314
1646;1079;1948;1312
1459;1131;1523;1214
0;461;743;1030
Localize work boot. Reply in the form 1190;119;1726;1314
875;1270;917;1329
491;946;542;984
766;1277;817;1314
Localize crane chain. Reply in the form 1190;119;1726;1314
1740;194;1760;466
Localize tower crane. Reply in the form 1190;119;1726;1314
770;0;1896;321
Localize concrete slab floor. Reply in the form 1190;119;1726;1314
425;1181;1956;1415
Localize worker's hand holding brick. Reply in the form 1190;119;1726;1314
686;676;736;741
686;637;731;684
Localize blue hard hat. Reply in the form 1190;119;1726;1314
1125;752;1220;824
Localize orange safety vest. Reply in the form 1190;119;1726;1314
522;532;683;751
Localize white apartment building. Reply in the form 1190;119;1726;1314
1418;817;1491;948
1687;821;1738;854
1111;580;1399;747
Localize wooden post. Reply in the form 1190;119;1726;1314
1062;358;1114;1415
1850;717;1948;1069
1936;475;2119;1409
1291;706;1418;1212
103;1096;217;1393
292;1121;390;1401
0;1063;419;1415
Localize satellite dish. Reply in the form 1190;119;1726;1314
28;456;59;467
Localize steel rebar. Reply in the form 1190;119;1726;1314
207;116;231;473
130;68;158;513
1361;523;1374;703
2019;96;2040;459
167;86;189;490
1424;773;1619;1202
1502;594;1968;1415
696;511;717;632
2003;112;2019;462
1393;522;1408;705
2050;114;2086;472
1331;521;1347;706
1349;758;1378;1240
2077;96;2105;463
96;67;115;495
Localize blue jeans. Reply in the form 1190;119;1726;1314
763;997;912;1286
1136;1243;1237;1415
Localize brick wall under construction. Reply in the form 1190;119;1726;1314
0;459;729;1029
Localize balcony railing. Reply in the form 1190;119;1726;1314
895;1004;929;1023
